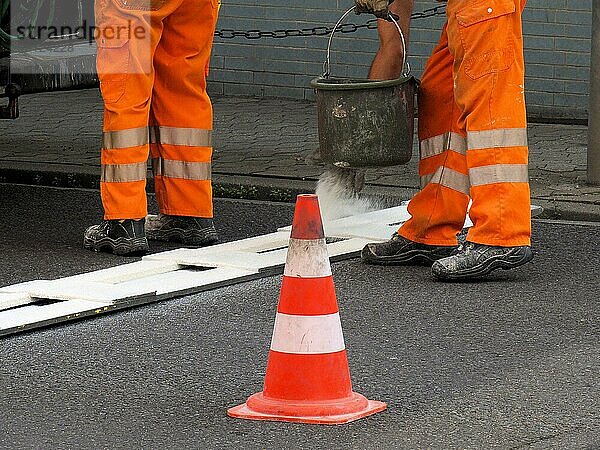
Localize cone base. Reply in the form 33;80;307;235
227;396;387;425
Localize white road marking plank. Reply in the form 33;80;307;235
117;267;257;300
0;293;34;311
0;299;111;333
326;238;373;259
215;231;291;253
142;232;292;265
278;205;411;235
167;250;287;273
1;204;453;336
326;223;398;241
141;248;192;263
0;280;49;294
1;276;160;305
24;281;157;304
68;260;181;284
328;205;411;228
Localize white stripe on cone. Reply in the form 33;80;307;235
270;312;345;354
284;238;332;278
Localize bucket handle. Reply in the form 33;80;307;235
323;6;409;79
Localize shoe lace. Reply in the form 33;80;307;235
453;241;475;256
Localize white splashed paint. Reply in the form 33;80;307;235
315;167;379;221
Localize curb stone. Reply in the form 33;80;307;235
1;164;598;223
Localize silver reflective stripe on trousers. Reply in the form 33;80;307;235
103;126;213;150
150;126;212;147
420;132;467;159
102;127;149;150
101;162;148;183
421;167;470;195
469;164;529;186
467;128;528;150
152;158;212;180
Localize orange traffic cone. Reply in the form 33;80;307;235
227;194;387;424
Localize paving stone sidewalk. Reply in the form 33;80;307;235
0;89;599;220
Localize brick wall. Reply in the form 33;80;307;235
207;0;592;121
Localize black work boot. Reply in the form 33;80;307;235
145;214;219;247
361;233;455;266
432;241;534;281
83;219;149;256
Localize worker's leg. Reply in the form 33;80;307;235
95;0;169;219
430;0;532;280
398;23;470;246
149;0;217;218
369;0;414;80
446;0;531;247
87;0;179;255
362;23;468;266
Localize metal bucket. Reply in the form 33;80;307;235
311;7;417;168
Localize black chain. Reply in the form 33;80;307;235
214;5;446;40
410;4;447;20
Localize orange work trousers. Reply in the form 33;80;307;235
95;0;218;220
399;0;531;247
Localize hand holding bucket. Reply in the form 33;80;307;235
354;0;395;20
323;5;409;79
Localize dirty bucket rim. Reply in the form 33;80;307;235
310;75;415;91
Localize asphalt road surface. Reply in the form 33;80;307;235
1;184;599;449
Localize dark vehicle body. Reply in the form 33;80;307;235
1;0;98;118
